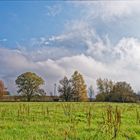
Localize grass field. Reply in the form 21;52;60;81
0;102;139;140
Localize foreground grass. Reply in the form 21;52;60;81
0;102;139;140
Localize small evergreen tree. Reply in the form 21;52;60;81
88;85;94;101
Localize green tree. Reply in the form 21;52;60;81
97;78;114;95
71;71;88;101
96;78;114;101
15;72;44;101
95;92;106;101
96;79;137;102
58;76;73;101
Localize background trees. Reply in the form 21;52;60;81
15;72;44;101
58;71;88;102
1;70;137;102
95;78;137;102
111;82;136;102
96;78;114;94
96;78;114;101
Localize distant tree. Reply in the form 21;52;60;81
71;71;88;101
88;85;94;101
58;76;73;101
97;78;114;95
111;82;136;102
95;92;106;102
0;80;7;97
96;78;104;94
15;72;44;101
95;79;137;102
49;92;53;97
54;83;57;96
96;78;114;101
136;91;140;101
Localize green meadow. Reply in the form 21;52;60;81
0;102;139;140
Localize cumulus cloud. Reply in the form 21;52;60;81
1;34;140;94
0;48;64;94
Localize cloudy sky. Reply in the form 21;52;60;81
1;1;140;94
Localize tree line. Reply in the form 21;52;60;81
0;71;139;102
96;78;137;102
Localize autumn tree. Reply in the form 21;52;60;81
111;82;136;102
15;72;44;101
88;85;94;101
71;71;88;101
0;80;7;97
58;76;73;101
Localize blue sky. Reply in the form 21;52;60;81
1;1;140;47
0;1;80;47
1;1;140;94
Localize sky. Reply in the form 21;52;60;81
1;1;140;94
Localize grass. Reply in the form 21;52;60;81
0;102;139;139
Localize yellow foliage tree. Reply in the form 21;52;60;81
0;80;6;97
71;71;88;101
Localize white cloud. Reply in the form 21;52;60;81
1;35;140;94
73;1;140;21
1;17;140;94
0;47;65;94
